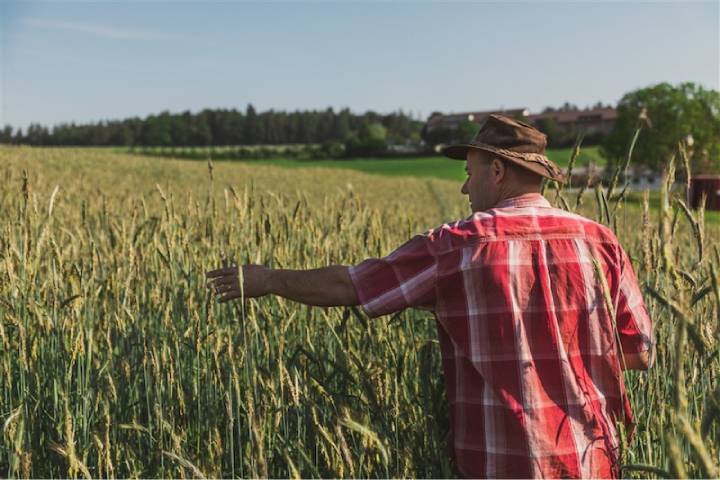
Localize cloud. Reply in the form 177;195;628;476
21;17;183;41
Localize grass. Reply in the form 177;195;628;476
239;156;469;181
0;145;718;478
236;146;604;181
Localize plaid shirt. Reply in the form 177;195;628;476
349;193;653;479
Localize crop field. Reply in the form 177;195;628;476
1;145;719;478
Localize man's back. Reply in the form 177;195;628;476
349;193;654;478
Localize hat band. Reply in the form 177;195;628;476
476;143;565;179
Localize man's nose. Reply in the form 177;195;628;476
461;179;469;195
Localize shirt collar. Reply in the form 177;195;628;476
493;193;551;209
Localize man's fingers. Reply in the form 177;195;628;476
214;283;236;294
209;275;238;287
206;266;238;279
218;289;242;303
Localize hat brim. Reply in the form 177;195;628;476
441;142;566;184
441;144;474;160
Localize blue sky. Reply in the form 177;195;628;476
1;1;718;129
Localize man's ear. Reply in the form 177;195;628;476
491;158;506;184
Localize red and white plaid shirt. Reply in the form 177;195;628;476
349;193;653;479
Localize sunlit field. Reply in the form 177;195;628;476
1;146;718;478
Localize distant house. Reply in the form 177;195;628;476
526;107;617;136
567;165;605;188
423;108;530;135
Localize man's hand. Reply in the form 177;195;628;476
206;264;359;307
206;264;272;303
622;348;654;371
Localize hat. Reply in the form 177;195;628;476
441;114;566;183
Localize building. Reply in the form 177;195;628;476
423;108;530;135
526;107;617;136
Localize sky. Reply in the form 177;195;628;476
1;1;718;129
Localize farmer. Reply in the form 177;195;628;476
206;114;654;479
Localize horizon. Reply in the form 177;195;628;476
1;1;718;130
3;100;618;131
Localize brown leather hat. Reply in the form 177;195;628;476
442;114;566;183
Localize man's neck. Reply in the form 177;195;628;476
496;187;543;204
492;191;548;210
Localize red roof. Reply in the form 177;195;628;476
426;108;529;130
527;107;617;124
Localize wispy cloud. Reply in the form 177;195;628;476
21;17;183;41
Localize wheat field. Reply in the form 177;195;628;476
0;145;718;478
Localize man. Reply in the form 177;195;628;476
206;114;654;478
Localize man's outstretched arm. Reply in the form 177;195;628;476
206;264;359;307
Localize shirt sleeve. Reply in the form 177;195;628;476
348;234;437;319
615;248;654;354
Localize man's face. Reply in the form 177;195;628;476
460;150;502;212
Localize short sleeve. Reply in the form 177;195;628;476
348;234;437;318
615;248;654;354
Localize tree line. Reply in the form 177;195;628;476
0;105;422;148
2;83;716;169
